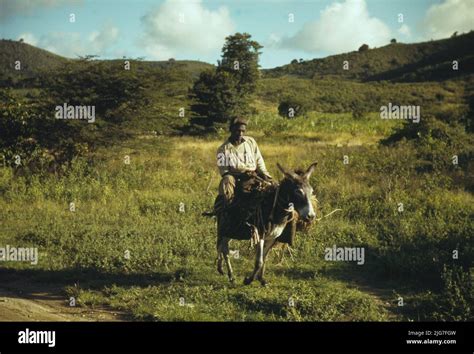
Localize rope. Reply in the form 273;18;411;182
315;208;342;221
268;185;280;223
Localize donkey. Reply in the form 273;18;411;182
215;162;317;286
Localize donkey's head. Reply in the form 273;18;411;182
277;162;317;222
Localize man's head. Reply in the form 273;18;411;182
229;117;248;144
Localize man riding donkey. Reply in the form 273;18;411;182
206;116;319;285
216;117;274;207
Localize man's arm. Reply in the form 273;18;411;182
217;145;230;176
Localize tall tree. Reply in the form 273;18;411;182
189;32;262;130
217;32;262;96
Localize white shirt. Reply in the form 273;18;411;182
216;136;269;176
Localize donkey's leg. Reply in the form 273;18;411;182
216;237;225;276
244;237;264;285
218;237;234;282
256;238;277;286
224;255;234;283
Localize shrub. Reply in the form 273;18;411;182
350;100;368;119
278;95;309;118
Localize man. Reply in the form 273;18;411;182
216;117;273;205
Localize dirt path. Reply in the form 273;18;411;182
0;283;124;322
351;282;401;321
344;273;402;321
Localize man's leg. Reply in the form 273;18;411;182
218;174;236;206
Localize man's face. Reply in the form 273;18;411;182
230;124;246;144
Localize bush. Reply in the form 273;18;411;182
435;265;474;320
45;58;145;122
278;95;309;118
350;100;368;119
382;112;474;173
0;90;90;174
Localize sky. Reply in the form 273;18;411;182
1;0;473;68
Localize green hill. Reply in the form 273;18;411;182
3;32;473;85
263;31;474;82
0;39;69;79
1;34;472;136
99;59;214;81
0;39;214;82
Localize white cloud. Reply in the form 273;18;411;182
278;0;391;54
20;32;84;57
423;0;474;40
18;24;119;58
18;32;38;46
139;0;235;60
398;24;411;37
264;33;282;49
0;0;82;22
88;24;119;53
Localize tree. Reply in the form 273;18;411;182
0;88;87;171
291;59;298;64
217;32;262;96
46;57;145;123
358;44;369;52
390;38;397;44
190;69;241;126
189;32;262;129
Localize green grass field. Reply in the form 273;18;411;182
1;111;472;321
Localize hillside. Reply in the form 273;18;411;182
99;59;215;81
0;39;69;78
4;32;474;84
1;34;472;135
0;39;214;81
263;31;474;82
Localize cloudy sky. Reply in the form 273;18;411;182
1;0;473;68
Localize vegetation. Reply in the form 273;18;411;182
189;33;262;130
0;32;472;321
278;95;309;118
263;31;474;82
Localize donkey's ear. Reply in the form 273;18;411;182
303;161;318;179
277;162;297;179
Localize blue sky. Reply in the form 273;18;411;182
1;0;473;68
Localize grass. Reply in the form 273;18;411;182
0;110;472;321
249;111;402;145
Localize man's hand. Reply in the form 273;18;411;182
262;173;274;182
